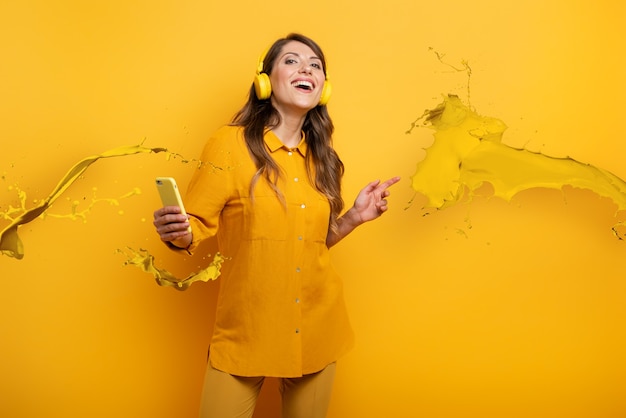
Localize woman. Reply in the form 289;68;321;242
153;33;400;418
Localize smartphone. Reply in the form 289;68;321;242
155;177;191;232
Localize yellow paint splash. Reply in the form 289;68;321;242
1;143;226;289
0;144;166;259
407;95;626;239
117;247;225;291
43;187;142;222
1;185;29;223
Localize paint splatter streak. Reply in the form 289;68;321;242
0;143;226;290
407;94;626;239
116;247;224;290
0;144;167;259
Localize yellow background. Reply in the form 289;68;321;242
1;1;625;417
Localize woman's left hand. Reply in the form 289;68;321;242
351;176;401;224
326;176;401;248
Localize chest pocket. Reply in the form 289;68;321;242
244;193;288;241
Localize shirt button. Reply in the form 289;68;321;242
296;267;301;273
300;203;306;209
294;177;299;182
297;235;303;240
295;328;300;334
295;298;300;303
288;151;293;156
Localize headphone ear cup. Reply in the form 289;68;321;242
319;80;332;106
254;72;272;100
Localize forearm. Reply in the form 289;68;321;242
326;207;363;248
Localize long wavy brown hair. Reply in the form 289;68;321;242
230;33;344;234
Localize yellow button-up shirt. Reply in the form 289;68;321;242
184;125;354;377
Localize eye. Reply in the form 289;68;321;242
285;58;298;65
311;62;322;70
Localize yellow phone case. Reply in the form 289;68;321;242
155;177;191;232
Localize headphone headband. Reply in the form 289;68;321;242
256;48;269;75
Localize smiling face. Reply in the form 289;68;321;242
269;40;326;116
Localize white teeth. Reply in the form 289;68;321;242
292;80;313;89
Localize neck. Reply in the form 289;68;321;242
272;113;306;149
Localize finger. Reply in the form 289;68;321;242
363;179;382;193
159;229;190;243
156;220;190;238
153;214;185;227
153;206;186;222
379;176;401;190
153;216;189;234
157;217;189;230
374;180;398;200
153;205;183;218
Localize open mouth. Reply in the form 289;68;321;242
291;80;314;91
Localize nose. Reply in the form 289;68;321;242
299;63;313;74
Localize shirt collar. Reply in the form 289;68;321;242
265;130;308;156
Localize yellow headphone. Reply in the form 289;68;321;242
253;48;332;106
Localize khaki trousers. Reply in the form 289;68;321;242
198;362;337;418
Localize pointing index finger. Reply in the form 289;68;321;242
379;176;401;190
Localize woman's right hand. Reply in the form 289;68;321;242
153;206;192;249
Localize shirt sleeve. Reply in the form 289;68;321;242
183;126;240;254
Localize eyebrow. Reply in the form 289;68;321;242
281;52;322;62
